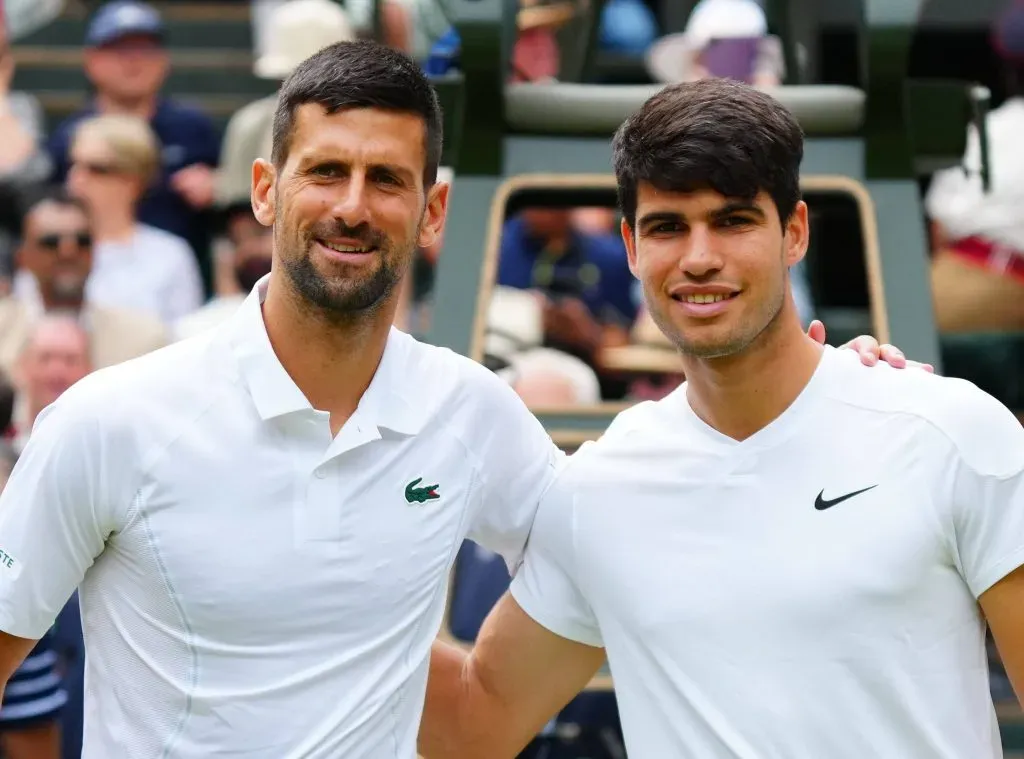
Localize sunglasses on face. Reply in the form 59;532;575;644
34;232;92;251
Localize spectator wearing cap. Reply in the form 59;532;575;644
925;0;1024;332
44;1;221;295
645;0;785;86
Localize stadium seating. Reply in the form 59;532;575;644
11;2;275;134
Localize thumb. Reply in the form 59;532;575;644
807;319;827;345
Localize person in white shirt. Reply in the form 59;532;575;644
65;112;203;324
421;78;1024;759
0;43;905;759
924;3;1024;333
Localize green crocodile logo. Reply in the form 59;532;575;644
405;478;440;504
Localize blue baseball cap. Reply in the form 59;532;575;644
85;1;165;47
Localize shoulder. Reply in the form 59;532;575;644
399;332;531;418
61;333;224;425
824;348;1024;477
560;395;672;483
157;98;216;127
137;224;194;254
581;233;630;269
89;303;168;338
50;110;90;139
0;296;27;322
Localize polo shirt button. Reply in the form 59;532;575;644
314;467;327;479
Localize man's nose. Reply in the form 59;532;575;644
678;227;724;278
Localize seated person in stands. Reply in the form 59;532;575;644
0;442;64;759
924;2;1024;333
65;114;204;324
175;204;273;340
6;315;92;454
45;1;221;289
0;188;167;375
498;208;637;397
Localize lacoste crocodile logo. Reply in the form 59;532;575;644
405;478;440;504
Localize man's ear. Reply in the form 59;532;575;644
621;217;639;278
417;180;450;251
784;200;810;268
251;159;276;228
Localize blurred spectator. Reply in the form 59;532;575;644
645;0;784;87
66;114;203;324
7;314;91;451
0;369;12;439
347;0;451;60
216;0;356;214
0;6;51;288
45;1;221;292
1;188;167;374
0;442;64;759
498;209;636;383
424;0;572;81
598;0;658;56
486;285;602;406
924;1;1024;333
174;205;272;339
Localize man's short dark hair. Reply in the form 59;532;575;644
17;186;91;239
612;79;804;228
271;40;443;187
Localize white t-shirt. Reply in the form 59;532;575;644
86;223;204;324
511;345;1024;759
0;277;561;758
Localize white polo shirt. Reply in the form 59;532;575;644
0;278;560;758
512;345;1024;759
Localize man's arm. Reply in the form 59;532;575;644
420;593;606;758
980;565;1024;704
0;631;38;696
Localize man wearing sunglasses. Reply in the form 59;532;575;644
0;187;168;376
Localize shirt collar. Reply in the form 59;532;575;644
225;275;428;436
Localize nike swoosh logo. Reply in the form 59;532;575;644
814;485;878;511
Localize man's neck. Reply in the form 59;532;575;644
681;310;824;442
40;293;85;314
94;92;158;121
261;274;397;436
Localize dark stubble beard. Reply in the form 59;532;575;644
278;221;407;322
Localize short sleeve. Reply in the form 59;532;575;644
949;391;1024;599
464;365;563;573
509;473;602;647
0;394;123;639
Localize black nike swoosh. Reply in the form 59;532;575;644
814;485;878;511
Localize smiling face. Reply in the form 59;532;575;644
623;183;809;359
252;103;448;320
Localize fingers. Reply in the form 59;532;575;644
877;343;907;368
906;360;935;373
845;335;880;365
807;320;826;345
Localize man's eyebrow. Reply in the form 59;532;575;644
636;210;685;228
712;202;766;218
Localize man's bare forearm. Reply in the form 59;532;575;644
419;640;491;758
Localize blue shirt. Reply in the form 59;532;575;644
46;98;221;285
498;216;638;327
